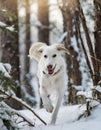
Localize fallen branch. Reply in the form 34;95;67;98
0;88;47;125
15;110;35;127
0;101;35;127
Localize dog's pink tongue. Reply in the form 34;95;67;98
48;69;54;75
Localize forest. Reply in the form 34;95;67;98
0;0;101;130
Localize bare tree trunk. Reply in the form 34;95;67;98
75;11;93;77
18;0;27;98
25;0;33;96
59;0;82;86
59;0;82;104
94;0;101;84
18;0;32;98
78;1;101;85
78;2;97;85
38;0;49;44
0;0;21;109
18;0;35;104
66;10;82;104
65;9;82;86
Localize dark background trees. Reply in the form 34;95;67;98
58;0;101;104
0;0;21;109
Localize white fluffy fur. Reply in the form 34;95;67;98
29;43;69;124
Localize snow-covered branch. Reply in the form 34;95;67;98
0;88;47;125
0;21;17;34
0;101;35;127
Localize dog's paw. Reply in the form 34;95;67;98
45;104;54;113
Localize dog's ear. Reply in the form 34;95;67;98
37;46;44;53
56;44;70;55
29;42;47;61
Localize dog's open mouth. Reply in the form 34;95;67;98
48;65;56;75
48;69;54;75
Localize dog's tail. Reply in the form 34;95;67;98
29;42;47;62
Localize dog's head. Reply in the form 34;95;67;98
29;43;70;76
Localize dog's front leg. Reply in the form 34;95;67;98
50;90;64;124
40;86;54;113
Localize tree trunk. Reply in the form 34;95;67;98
65;9;82;86
18;0;35;104
38;0;49;44
94;0;101;84
60;0;82;104
25;0;33;96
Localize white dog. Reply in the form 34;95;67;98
29;42;69;124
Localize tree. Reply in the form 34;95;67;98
18;0;35;105
0;63;46;129
38;0;49;44
59;0;82;86
94;0;101;84
58;0;82;104
0;0;21;109
25;0;33;96
58;0;101;103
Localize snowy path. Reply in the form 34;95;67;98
20;104;101;130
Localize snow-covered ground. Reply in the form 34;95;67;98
19;103;101;130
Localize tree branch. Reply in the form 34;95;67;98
0;88;47;125
15;110;35;127
0;101;35;127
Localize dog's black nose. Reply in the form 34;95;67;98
47;64;53;69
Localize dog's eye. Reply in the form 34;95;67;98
44;55;48;58
52;54;57;58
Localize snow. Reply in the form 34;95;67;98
0;21;15;32
0;21;6;27
71;36;79;52
19;104;101;130
0;63;11;77
17;1;26;18
77;89;92;98
6;25;15;32
59;32;67;43
81;0;95;32
0;119;7;130
95;86;101;93
49;0;63;43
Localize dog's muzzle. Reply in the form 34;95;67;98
43;65;62;77
47;64;56;75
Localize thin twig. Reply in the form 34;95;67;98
90;55;101;64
